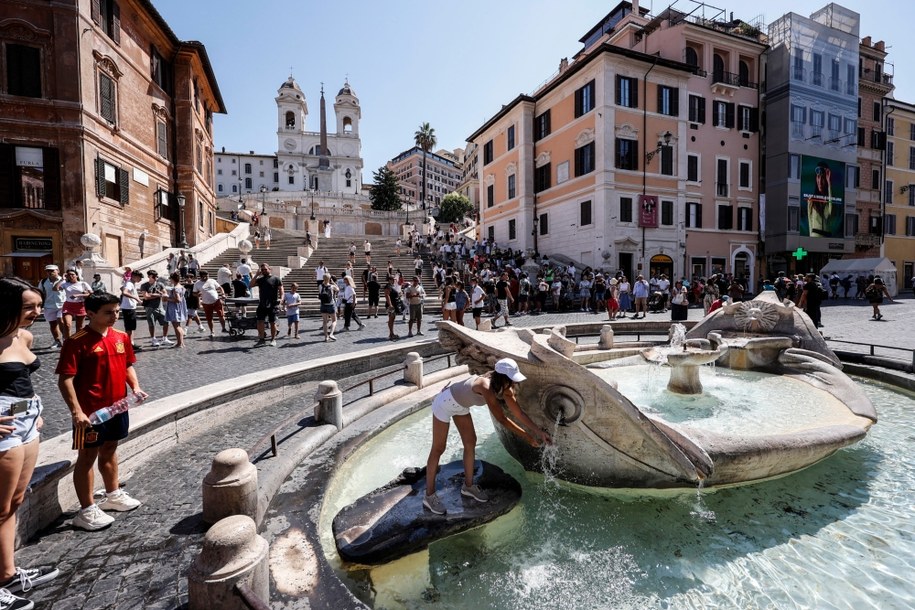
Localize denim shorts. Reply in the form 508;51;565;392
431;388;472;423
0;395;43;451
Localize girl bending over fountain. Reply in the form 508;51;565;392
423;358;552;515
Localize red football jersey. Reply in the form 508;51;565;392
56;328;136;415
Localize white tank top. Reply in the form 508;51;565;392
449;376;482;408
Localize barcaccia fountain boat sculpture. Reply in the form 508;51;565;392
437;292;876;489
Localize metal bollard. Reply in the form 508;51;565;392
202;448;258;525
315;380;343;431
188;515;269;610
404;352;424;388
599;325;615;349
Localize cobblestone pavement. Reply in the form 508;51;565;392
11;294;913;609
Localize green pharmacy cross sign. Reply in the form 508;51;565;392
792;247;808;261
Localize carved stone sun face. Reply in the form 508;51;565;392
732;300;780;333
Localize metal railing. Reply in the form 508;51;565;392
827;339;915;371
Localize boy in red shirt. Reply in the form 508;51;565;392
56;292;148;531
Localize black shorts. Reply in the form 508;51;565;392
368;294;380;307
472;307;483;318
73;411;129;449
256;304;277;322
121;309;137;331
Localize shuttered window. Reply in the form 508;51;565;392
99;72;116;124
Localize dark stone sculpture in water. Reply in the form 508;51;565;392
333;460;521;565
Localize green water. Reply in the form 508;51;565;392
320;379;915;610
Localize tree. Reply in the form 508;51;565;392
438;192;473;224
413;122;437;210
369;166;402;211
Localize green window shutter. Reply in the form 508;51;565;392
118;167;129;205
96;158;106;197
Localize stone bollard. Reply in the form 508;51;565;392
188;515;269;610
202;448;258;525
315;380;343;431
404;352;424;388
599;325;615;349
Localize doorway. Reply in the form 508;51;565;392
649;254;673;280
618;252;633;281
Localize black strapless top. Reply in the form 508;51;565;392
0;358;40;398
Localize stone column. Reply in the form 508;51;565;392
202;448;258;525
314;380;343;431
188;515;269;610
599;325;615;349
404;352;424;388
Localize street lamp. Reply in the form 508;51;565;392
645;130;672;164
259;185;268;213
177;193;188;249
310;189;316;221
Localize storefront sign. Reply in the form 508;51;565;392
14;147;43;168
13;237;53;251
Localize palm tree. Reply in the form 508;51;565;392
414;122;436;211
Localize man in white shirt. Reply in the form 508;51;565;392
236;258;252;289
217;263;233;297
120;270;142;347
39;264;66;348
470;276;486;330
315;260;328;289
194;270;228;337
657;274;671;311
363;240;372;263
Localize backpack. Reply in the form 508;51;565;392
865;285;882;300
319;285;332;305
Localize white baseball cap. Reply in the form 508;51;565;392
45;264;59;271
494;358;526;382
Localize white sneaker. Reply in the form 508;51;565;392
151;338;160;347
98;489;141;512
197;325;206;333
159;337;174;346
72;504;115;531
269;339;277;347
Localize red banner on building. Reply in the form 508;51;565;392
638;195;659;228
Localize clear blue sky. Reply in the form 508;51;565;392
154;0;915;180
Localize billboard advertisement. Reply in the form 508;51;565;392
638;195;659;228
800;156;844;238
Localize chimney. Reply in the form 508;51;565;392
875;40;885;51
632;0;639;15
862;36;872;46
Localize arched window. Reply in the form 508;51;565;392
713;54;725;80
343;116;353;133
285;111;295;128
245;177;252;189
684;47;698;67
244;163;252;174
739;60;750;86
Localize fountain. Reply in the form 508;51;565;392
437;292;877;489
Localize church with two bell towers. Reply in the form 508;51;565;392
274;75;363;194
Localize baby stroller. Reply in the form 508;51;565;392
648;291;667;313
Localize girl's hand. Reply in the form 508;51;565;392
0;415;15;439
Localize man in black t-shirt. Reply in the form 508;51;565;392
139;270;169;346
494;271;514;328
252;263;284;346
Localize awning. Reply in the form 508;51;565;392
0;251;52;258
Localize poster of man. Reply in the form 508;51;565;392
800;156;845;238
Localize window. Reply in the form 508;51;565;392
620;197;633;222
657;85;679;116
845;118;856;137
575;142;595;177
737;105;757;132
95;158;128;204
661;200;673;226
873;102;882;122
738;60;750;86
884;214;896;235
507;174;516;199
483;140;494;164
98;72;116;125
887;117;895;136
713;101;734;128
812;54;822;86
739;161;751;188
908;187;915;207
488;226;495;242
887;142;895;167
580;200;592;226
793;50;804;80
717;204;733;230
827;113;841;136
615;138;638;170
0;144;61;209
244;163;252;174
846;166;858;189
858;127;866;147
686;202;702;228
507;125;515;151
616;75;638;108
828;59;838;91
810;110;824;137
738;207;753;231
150;47;172;94
660;146;673;176
534;110;551;141
871;131;885;150
684;46;699;67
845;214;858;237
273;172;279;183
910;123;915;141
872;169;880;190
885;180;894;205
5;44;41;98
91;0;121;44
156;120;168;159
232;185;237;193
846;64;856;95
534;163;551;192
907;217;915;236
508;219;516;240
217;184;223;192
539;212;548;235
716;158;729;196
486;184;494;207
288;176;294;185
575;80;596;117
153;189;172;221
688;95;706;123
789;154;800;179
687;155;699;182
909;147;915;171
790;104;806;124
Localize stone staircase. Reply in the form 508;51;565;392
202;229;441;315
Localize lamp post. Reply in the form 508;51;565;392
645;130;672;164
259;185;267;213
310;189;316;221
177;193;188;249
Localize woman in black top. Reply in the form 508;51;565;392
0;277;58;601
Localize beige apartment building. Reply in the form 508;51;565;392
0;0;225;283
387;147;463;211
884;99;915;292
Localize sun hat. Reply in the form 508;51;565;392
609;278;618;285
45;264;59;271
494;358;526;382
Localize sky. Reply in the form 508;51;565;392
154;0;915;180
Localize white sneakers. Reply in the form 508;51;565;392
73;490;141;531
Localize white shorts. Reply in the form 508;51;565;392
44;307;63;322
444;302;457;311
431;388;472;422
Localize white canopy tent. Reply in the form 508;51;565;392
819;257;897;297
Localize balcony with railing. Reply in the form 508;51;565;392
716;182;729;197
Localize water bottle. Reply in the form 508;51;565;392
89;397;132;425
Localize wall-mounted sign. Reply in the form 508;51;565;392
14;147;43;168
13;237;53;251
638;195;659;228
